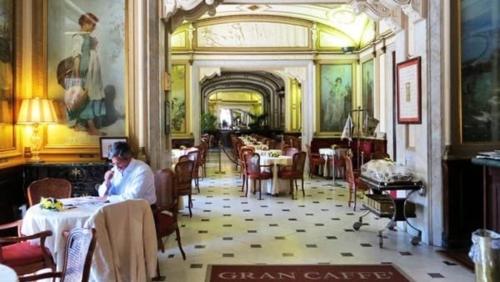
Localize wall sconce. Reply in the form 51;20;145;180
17;98;58;162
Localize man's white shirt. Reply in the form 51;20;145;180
98;159;157;205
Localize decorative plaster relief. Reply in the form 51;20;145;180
163;0;215;20
196;22;309;48
349;0;392;21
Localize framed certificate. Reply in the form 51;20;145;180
396;57;422;124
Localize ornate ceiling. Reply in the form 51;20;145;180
162;0;426;33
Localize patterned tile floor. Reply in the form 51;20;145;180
158;152;474;281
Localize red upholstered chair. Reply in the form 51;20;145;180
19;227;96;282
154;168;186;260
344;152;369;211
0;220;56;277
27;177;72;207
244;153;272;200
305;144;325;177
278;151;307;199
174;159;195;218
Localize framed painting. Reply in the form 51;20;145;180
0;0;15;151
44;0;127;148
396;57;421;124
318;63;353;133
99;136;127;160
362;59;374;117
171;64;188;135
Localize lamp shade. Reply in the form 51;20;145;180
17;98;58;124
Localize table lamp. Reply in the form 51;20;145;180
17;98;58;162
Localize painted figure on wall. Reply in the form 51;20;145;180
48;0;126;143
320;64;352;132
461;0;500;142
362;59;374;117
56;12;124;136
171;64;186;133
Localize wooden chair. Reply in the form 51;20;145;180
174;159;195;218
27;177;72;206
187;150;202;193
154;168;186;259
278;151;307;199
344;153;369;211
239;147;255;191
0;220;56;277
19;227;96;282
305;144;325;177
283;147;299;157
244;153;272;200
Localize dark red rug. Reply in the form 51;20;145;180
206;264;412;282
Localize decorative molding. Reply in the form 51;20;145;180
199;67;221;81
283;67;307;83
162;0;221;32
401;0;425;22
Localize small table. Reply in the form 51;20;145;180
0;264;18;282
352;176;424;247
319;148;335;183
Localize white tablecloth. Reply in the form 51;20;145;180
0;264;18;282
21;198;157;282
319;148;336;183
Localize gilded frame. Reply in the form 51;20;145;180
32;0;133;155
315;61;356;136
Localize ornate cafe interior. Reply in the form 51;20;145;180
0;0;498;281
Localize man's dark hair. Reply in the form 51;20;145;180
108;141;132;159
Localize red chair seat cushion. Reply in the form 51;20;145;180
2;242;49;267
248;171;272;179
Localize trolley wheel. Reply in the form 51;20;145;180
411;236;420;246
353;222;362;231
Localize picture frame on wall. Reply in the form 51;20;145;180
99;137;128;160
318;63;353;133
396;57;422;124
44;0;128;148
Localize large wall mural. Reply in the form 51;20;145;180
319;64;353;133
46;0;126;145
0;0;14;150
460;0;500;142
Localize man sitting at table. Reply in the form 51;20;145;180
98;141;157;206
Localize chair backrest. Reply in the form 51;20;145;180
154;168;177;210
27;178;72;206
343;153;355;188
291;151;307;174
239;147;255;162
245;153;261;175
174;160;195;196
284;147;299;157
178;155;189;163
61;228;96;282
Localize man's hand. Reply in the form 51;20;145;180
104;170;114;187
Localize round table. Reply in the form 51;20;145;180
0;263;19;282
21;197;109;269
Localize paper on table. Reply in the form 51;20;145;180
60;196;109;206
